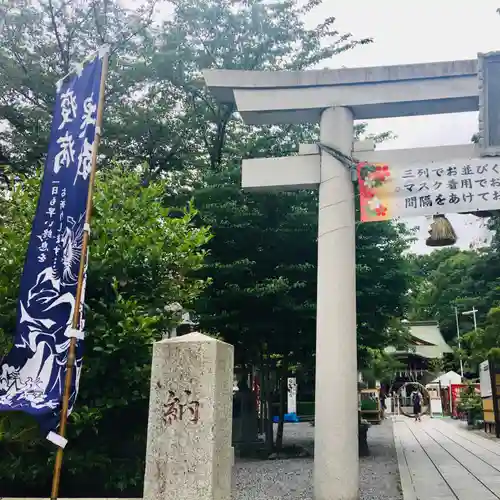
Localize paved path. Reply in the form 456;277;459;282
394;416;500;500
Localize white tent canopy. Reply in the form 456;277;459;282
428;371;462;387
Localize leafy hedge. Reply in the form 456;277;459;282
0;169;211;496
271;401;315;416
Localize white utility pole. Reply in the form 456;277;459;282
454;307;464;378
462;307;478;332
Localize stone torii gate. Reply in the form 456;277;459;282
203;53;500;500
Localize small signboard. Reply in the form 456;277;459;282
478;51;500;157
357;160;500;222
287;377;297;414
484;359;500;437
480;360;493;397
430;398;443;417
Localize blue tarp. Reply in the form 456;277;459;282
273;412;300;423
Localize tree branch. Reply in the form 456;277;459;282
47;0;70;73
92;0;107;44
110;0;158;57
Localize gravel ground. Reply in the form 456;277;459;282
232;420;402;500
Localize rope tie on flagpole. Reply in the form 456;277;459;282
66;328;85;340
47;432;68;449
83;223;91;236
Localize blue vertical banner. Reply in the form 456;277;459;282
0;49;106;433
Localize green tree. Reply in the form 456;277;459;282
153;0;411;450
0;0;374;180
194;165;413;449
461;306;500;368
0;0;190;179
360;347;406;388
408;249;489;342
0;167;211;495
193;166;317;366
407;247;462;281
407;223;500;376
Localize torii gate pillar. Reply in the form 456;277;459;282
315;107;358;499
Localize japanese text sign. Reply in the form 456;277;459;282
357;158;500;222
0;51;105;433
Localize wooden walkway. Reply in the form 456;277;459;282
394;417;500;499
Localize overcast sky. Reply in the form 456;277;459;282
301;0;499;253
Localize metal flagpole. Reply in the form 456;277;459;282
50;49;109;500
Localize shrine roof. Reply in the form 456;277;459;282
385;321;453;359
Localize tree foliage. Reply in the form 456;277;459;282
408;249;482;341
194;167;318;367
0;167;210;495
408;244;500;344
461;306;500;368
0;0;162;175
0;0;372;181
407;212;500;374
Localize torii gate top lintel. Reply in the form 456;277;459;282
203;58;479;125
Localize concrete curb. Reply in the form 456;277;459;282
393;421;418;500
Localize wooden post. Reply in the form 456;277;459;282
50;49;109;500
488;358;500;439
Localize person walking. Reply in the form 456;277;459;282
411;388;423;422
380;391;387;420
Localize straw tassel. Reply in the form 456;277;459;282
425;214;457;247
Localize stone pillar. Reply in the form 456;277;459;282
314;107;358;500
287;377;297;415
143;332;234;500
